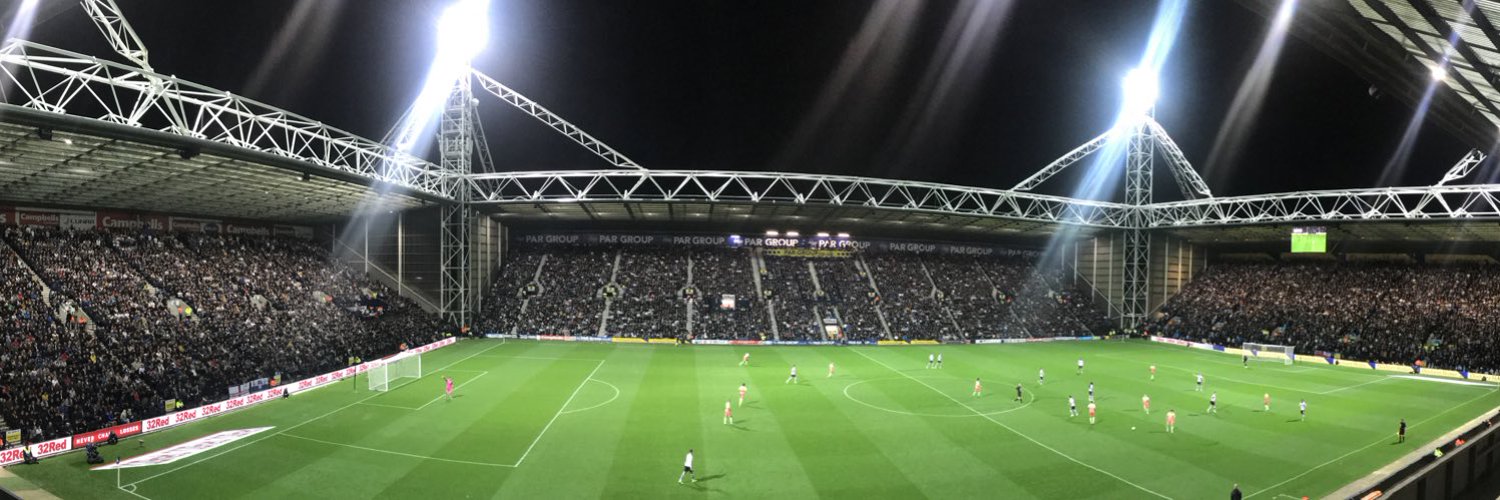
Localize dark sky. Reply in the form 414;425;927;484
15;0;1482;201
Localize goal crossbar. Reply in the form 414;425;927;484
1242;342;1295;365
369;351;423;391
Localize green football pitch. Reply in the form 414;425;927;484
11;338;1500;499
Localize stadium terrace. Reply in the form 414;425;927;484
4;1;1500;499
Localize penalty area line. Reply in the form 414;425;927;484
278;433;514;468
414;372;490;411
123;340;509;489
851;349;1172;500
511;359;607;467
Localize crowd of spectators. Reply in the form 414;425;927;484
478;245;1111;343
517;248;612;336
477;248;544;335
865;255;955;340
1147;261;1500;373
762;256;822;340
0;226;442;445
691;248;766;340
926;255;1013;339
814;259;883;341
608;249;687;338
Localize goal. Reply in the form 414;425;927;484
369;352;422;391
1242;342;1295;365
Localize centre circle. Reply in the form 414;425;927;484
842;376;1032;418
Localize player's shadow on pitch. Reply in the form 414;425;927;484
696;474;726;483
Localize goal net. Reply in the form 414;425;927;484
369;352;422;391
1242;342;1295;365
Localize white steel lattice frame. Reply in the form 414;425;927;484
470;69;643;170
0;40;456;199
1122;119;1153;328
79;0;152;72
465;169;1137;227
439;78;475;326
1144;118;1212;200
1011;131;1110;191
13;35;1500;231
1146;184;1500;227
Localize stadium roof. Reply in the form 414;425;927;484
489;200;1088;243
0;109;426;223
1165;220;1500;254
1247;0;1500;148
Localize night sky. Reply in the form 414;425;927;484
13;0;1484;201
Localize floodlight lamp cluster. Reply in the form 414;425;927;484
437;0;491;63
1120;68;1159;121
764;230;849;238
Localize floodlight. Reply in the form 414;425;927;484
786;231;800;237
1430;64;1447;82
765;230;779;237
436;0;491;63
836;232;850;238
391;0;492;153
816;232;830;238
1121;68;1159;115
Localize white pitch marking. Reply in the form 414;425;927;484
841;377;1034;418
471;354;602;362
1317;376;1389;395
124;339;507;489
414;372;489;411
1244;388;1498;498
559;379;621;415
278;433;514;468
852;349;1172;500
356;402;422;410
510;359;607;467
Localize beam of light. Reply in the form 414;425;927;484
1032;0;1188;310
338;0;490;268
874;0;1017;176
1375;37;1459;187
1202;0;1298;186
1073;0;1188;204
390;0;492;156
770;0;923;170
243;0;344;102
3;0;41;43
0;0;42;100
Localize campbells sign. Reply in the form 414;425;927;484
16;210;58;226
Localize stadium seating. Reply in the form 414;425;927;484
690;248;767;340
479;245;1111;342
1148;261;1500;374
0;227;442;445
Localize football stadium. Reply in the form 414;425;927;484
4;1;1500;499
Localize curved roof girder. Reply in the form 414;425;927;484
0;40;458;200
466;170;1137;228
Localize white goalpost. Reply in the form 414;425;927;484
1242;342;1295;366
369;351;423;391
